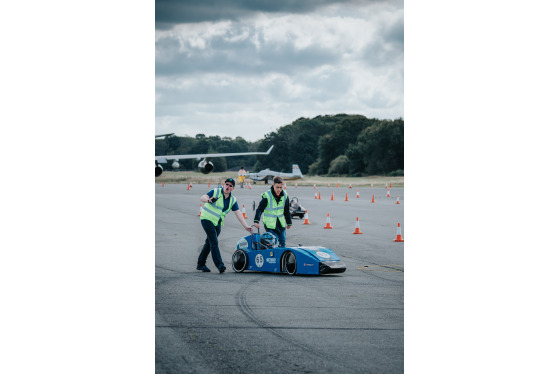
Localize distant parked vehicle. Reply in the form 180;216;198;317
289;197;306;219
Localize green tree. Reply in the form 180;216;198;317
315;116;373;174
328;155;351;176
154;115;403;176
355;119;404;175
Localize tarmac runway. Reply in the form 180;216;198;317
156;182;404;373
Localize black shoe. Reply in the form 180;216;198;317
196;265;211;272
219;265;226;274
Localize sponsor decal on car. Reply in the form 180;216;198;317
237;238;248;250
316;251;331;259
266;258;277;264
270;252;274;257
303;263;314;267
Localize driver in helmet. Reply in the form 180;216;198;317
259;232;278;249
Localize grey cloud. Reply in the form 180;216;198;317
155;0;389;29
155;63;353;116
360;13;403;66
386;17;404;45
155;0;404;138
156;28;342;77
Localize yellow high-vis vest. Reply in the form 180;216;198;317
200;188;236;226
261;190;287;229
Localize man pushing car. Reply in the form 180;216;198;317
197;178;252;273
253;176;292;247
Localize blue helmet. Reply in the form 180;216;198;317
260;232;278;249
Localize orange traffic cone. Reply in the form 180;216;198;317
390;182;392;188
318;192;321;200
187;184;190;190
323;213;333;229
396;195;400;204
314;192;318;199
349;184;352;189
336;182;339;188
295;183;298;188
345;193;349;201
314;184;316;189
393;223;404;242
352;217;363;234
162;181;165;187
208;182;210;187
198;204;202;216
242;205;248;218
386;189;391;198
371;193;375;203
356;189;360;198
331;191;334;201
302;210;311;225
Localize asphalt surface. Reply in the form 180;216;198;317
156;182;404;374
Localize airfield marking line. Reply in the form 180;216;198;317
156;325;402;331
357;265;404;272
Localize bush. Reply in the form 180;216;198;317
387;169;404;176
328;155;351;176
307;161;321;176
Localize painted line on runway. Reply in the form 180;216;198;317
357;264;404;272
156;325;402;331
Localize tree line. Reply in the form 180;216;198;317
155;114;404;176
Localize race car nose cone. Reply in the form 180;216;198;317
319;261;346;274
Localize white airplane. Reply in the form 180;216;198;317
247;164;303;184
155;134;274;177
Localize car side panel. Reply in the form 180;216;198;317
289;248;320;275
246;248;285;273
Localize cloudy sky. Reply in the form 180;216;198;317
155;0;403;141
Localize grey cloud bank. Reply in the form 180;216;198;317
155;0;379;28
155;0;403;141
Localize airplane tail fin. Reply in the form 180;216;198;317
292;164;303;176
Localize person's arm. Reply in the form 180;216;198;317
284;198;292;228
201;190;216;203
253;198;268;229
234;210;253;232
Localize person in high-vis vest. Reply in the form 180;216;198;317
197;178;252;273
253;176;292;247
238;167;246;188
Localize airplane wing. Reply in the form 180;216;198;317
155;133;175;138
155;145;274;176
156;145;274;163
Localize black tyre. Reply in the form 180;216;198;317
232;250;248;273
282;251;297;275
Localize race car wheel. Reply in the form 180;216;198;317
282;251;297;275
232;250;248;273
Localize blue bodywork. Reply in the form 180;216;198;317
232;232;346;275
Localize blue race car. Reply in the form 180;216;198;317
231;229;346;275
